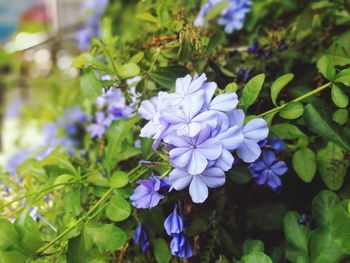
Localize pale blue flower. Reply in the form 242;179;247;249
164;207;183;236
170;233;193;258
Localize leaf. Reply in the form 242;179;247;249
14;208;43;253
311;190;340;226
329;200;350;254
178;38;192;62
335;68;350;86
206;31;225;54
66;230;91;263
136;12;161;26
80;68;102;100
283;211;310;254
309;226;344;263
154;238;171;263
243;239;265;254
241;251;272;263
241;74;265;111
317;142;349;190
205;0;229;21
316;55;336;81
63;191;81;216
0;219;27;255
110;171;129;188
73;53;111;73
271;73;294;106
228;167;252;184
331;85;348;108
0;251;25;263
332;108;348;125
304;101;350;151
292;147;316;183
279;102;304;119
105;193;131;222
148;65;188;89
270;123;307;140
86;224;127;252
129;52;144;64
103;116;140;172
139;206;165;234
116;63;140;79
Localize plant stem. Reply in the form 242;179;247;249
257;82;332;117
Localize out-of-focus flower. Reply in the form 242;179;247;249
170;233;193;258
86;112;109;138
194;0;252;34
129;176;169;209
164;207;184;236
6;149;31;177
249;151;288;191
133;224;150;253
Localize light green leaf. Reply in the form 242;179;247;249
317;142;349;190
292;147;316;183
241;251;272;263
105;194;131;222
129;52;144;64
63;191;81;216
332;109;348;125
271;73;294;106
243;239;264;254
329;200;350;253
136;12;161;26
280;102;304;119
335;68;350;86
316;55;336;81
117;63;140;79
312;190;340;226
331;85;348;108
154;238;171;263
283;211;310;253
241;74;265;111
0;219;27;255
110;171;129;188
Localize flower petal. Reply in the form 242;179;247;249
237;139;262;163
201;167;225;188
170;148;192;168
197;138;222;160
210;93;238;112
187;150;208;175
169;169;193;190
214;149;234;171
189;175;208;203
138;100;156;120
271;161;288;176
243;118;269;142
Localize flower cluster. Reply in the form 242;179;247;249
249;139;288;191
194;0;252;34
138;73;268;203
164;208;192;258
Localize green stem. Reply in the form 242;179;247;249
257;82;332;117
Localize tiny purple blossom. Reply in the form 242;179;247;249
129;176;168;209
249;151;288;191
87;112;108;138
164;207;184;236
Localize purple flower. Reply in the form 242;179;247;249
164;207;184;236
170;167;225;203
129;176;168;209
6;149;31;177
170;233;193;258
194;0;252;34
249;151;288;191
134;224;150;253
86;112;109;138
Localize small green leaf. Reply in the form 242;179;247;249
316;55;336;81
270;123;307;140
80;68;102;100
241;74;265;111
335;68;350;86
129;52;144;64
317;142;349;190
117;63;140;79
241;251;272;263
136;12;161;26
312;190;340;226
271;73;294;106
331;85;348;108
105;194;131;222
86;224;127;252
329;200;350;253
292;147;316;183
223;82;238;93
283;211;310;254
280;102;304;119
154;238;171;263
148;65;188;89
110;171;129;188
243;239;265;254
332;109;348;125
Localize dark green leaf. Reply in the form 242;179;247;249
270;123;307;140
0;219;27;255
206;31;225;54
67;230;91;263
149;65;188;89
154;238;171;263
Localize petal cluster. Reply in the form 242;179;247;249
133;224;150;253
194;0;252;34
139;73;268;203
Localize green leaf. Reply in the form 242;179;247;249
335;68;350;86
178;38;192;62
14;208;43;253
223;82;238;93
271;73;294;106
103;116;140;172
228;167;252;184
304;101;350;151
110;171;129;188
73;53;111;73
0;219;27;255
280;102;304;119
316;55;336;81
292;147;316;183
270;123;307;140
331;85;348;108
309;226;344;263
63;191;81;216
148;65;188;89
129;52;144;64
66;230;91;263
241;74;265;111
205;0;229;21
139;206;165;234
332;109;348;125
283;211;310;253
86;224;127;252
241;251;272;263
116;63;140;79
329;200;350;254
80;68;102;101
206;31;225;54
312;190;340;226
105;193;131;222
0;251;25;263
154;238;171;263
136;12;161;26
243;239;265;254
317;142;349;190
